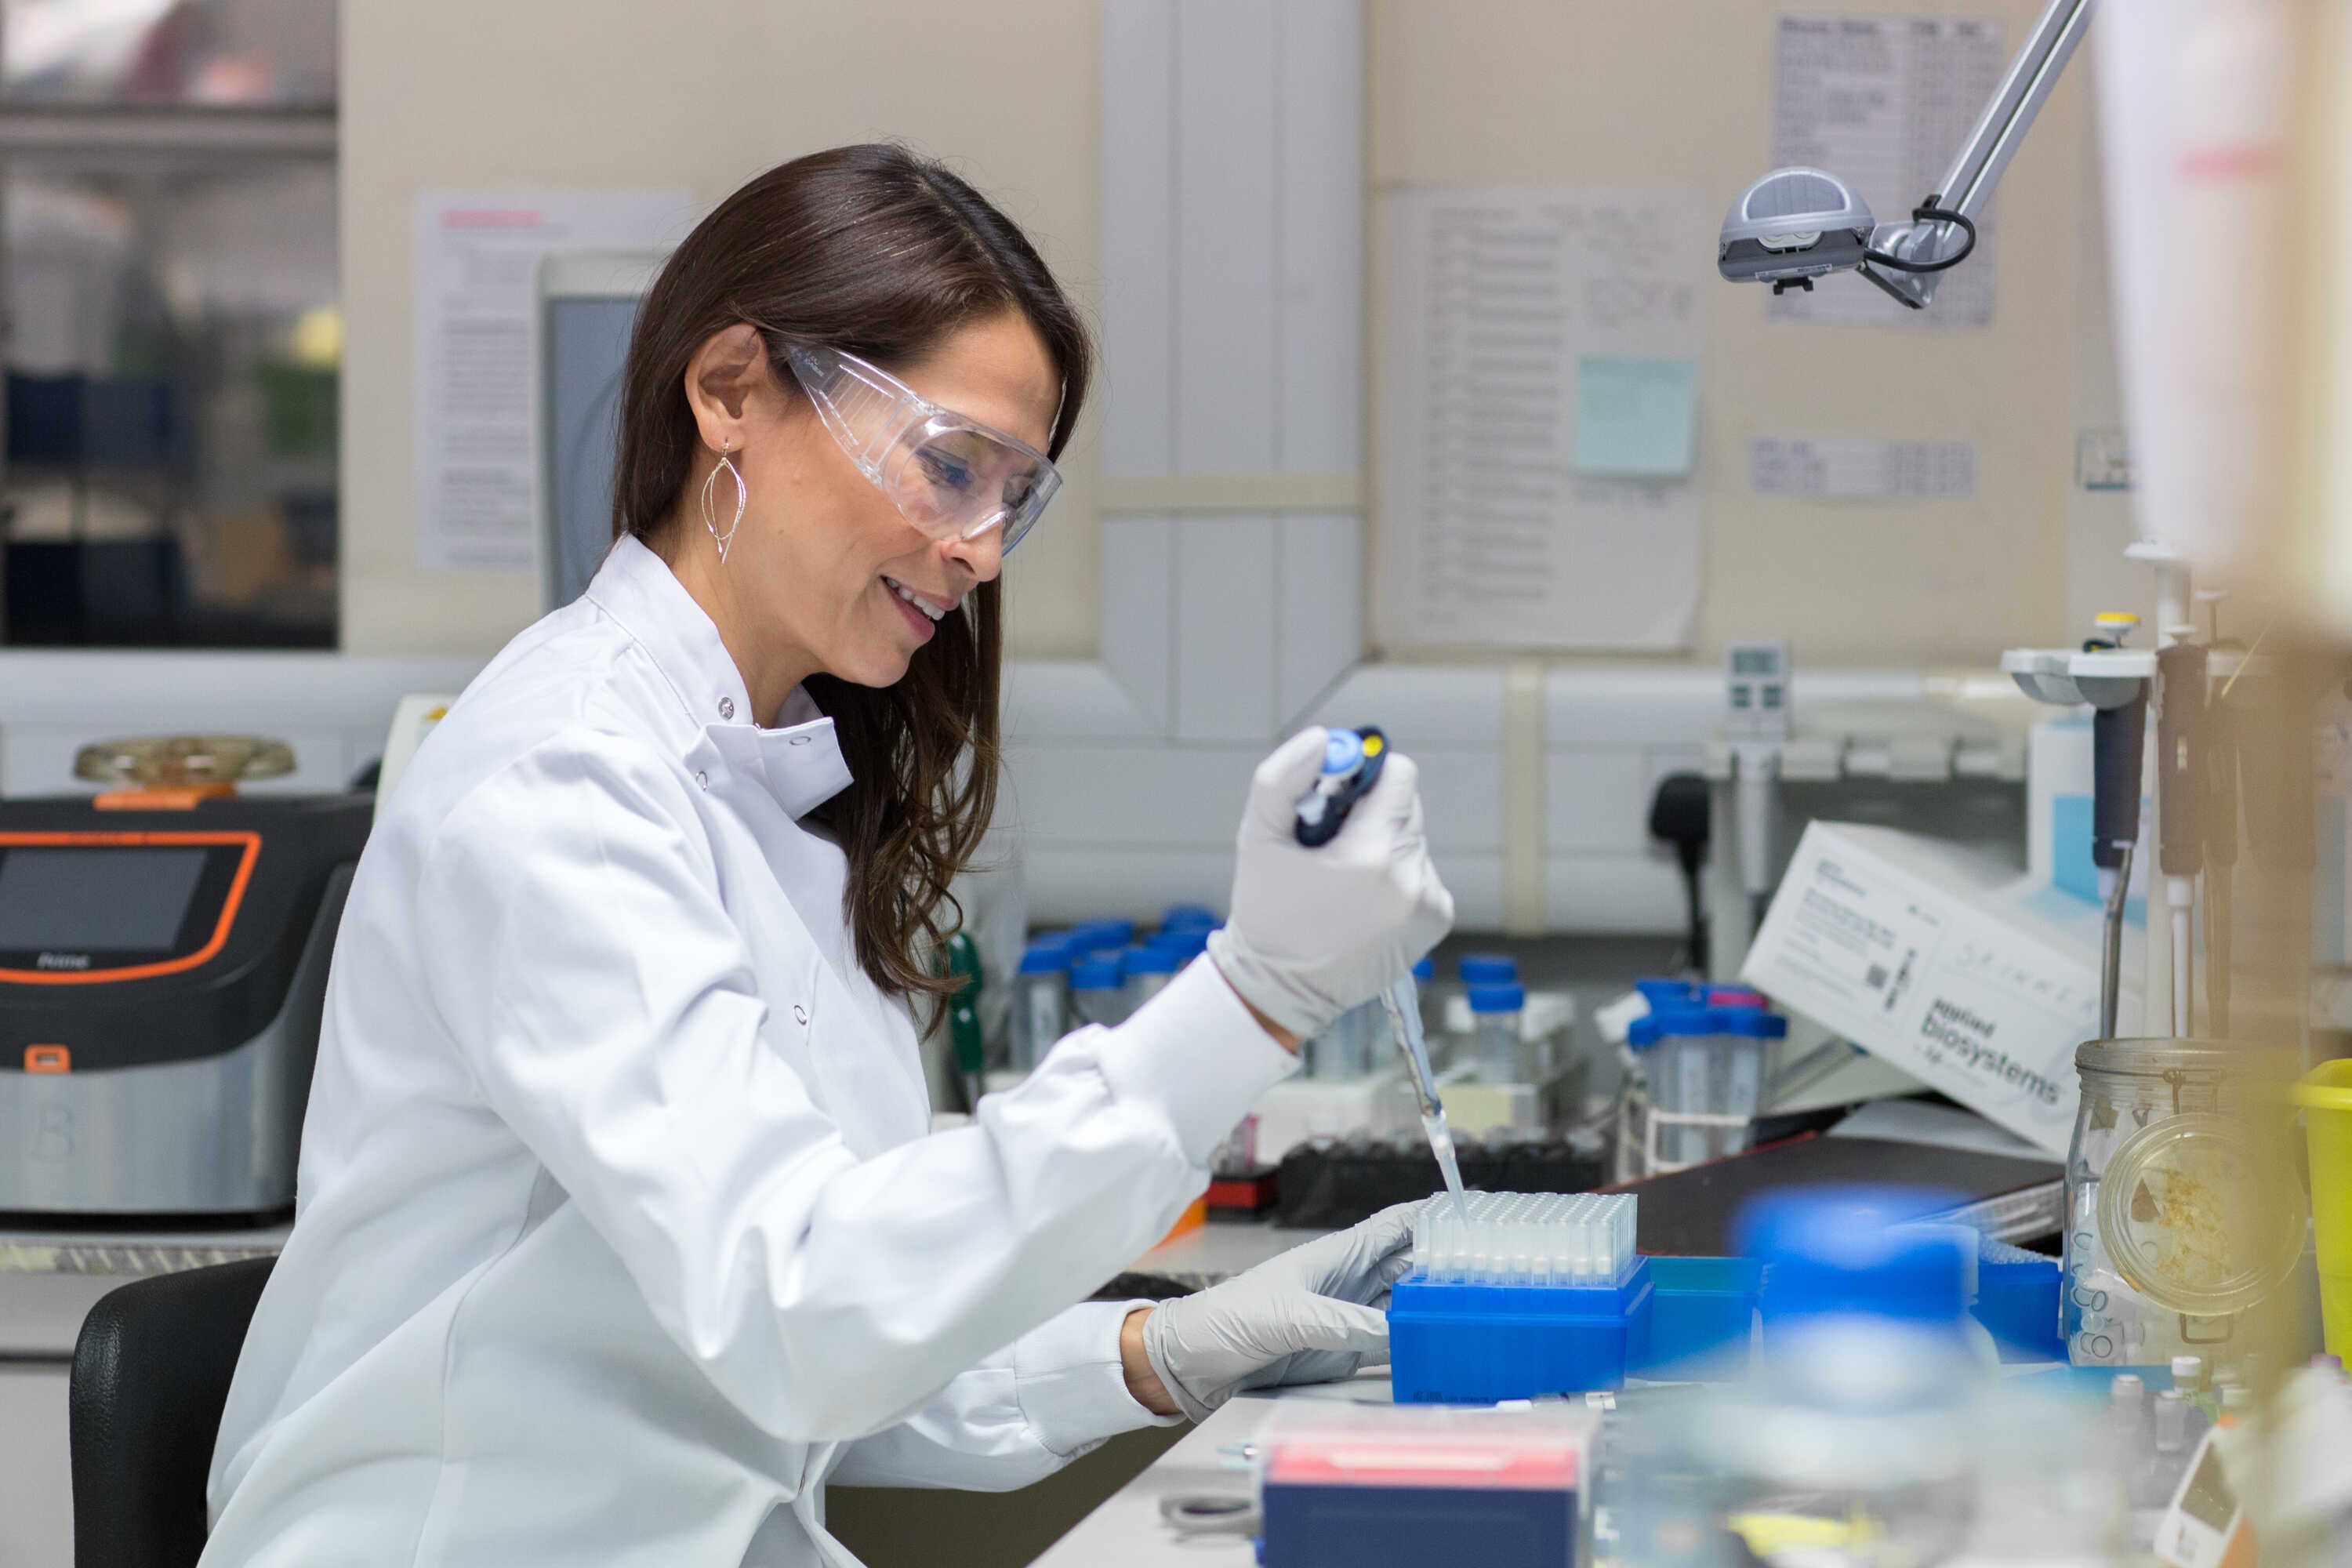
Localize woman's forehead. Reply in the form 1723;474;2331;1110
894;314;1061;449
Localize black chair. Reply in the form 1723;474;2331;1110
69;1258;275;1568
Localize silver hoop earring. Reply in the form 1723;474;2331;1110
701;441;747;563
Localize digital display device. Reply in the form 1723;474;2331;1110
0;847;207;952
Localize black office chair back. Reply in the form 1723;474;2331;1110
70;1257;275;1568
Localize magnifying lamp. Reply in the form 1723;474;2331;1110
1717;0;2095;310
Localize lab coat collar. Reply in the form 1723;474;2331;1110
585;535;855;819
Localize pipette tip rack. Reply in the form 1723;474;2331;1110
1388;1191;1654;1403
1407;1192;1636;1286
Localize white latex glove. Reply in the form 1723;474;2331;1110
1139;1203;1419;1422
1207;728;1454;1040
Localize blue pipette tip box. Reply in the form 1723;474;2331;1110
1387;1257;1654;1403
1639;1254;1762;1381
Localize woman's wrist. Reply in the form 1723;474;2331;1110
1211;963;1301;1054
1120;1307;1181;1417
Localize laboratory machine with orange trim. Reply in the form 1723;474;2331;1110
0;734;370;1218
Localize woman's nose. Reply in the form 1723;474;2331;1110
940;527;1003;585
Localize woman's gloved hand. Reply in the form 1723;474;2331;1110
1132;1203;1418;1422
1208;728;1454;1042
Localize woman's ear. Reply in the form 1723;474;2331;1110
682;324;772;453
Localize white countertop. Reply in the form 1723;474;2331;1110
0;1220;290;1359
1031;1376;1399;1567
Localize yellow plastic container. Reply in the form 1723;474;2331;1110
2294;1058;2352;1358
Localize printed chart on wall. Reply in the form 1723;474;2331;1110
1766;15;2009;329
414;190;694;572
1377;186;1709;650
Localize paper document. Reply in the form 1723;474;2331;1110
1766;16;2008;329
1378;186;1708;649
1749;436;1976;499
1574;355;1699;477
413;189;694;572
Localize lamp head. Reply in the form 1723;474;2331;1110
1719;166;1875;288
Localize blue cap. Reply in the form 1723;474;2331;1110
1145;927;1210;961
1017;941;1070;976
1459;953;1519;985
1069;953;1125;992
1719;1007;1788;1040
1465;982;1525;1014
1737;1186;1972;1326
1635;978;1699;1007
1160;903;1219;932
1068;920;1135;953
1627;1006;1719;1047
1123;944;1181;977
1411;956;1435;982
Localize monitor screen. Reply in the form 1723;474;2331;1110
543;294;641;608
0;847;209;952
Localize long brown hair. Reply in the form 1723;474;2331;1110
612;144;1091;1000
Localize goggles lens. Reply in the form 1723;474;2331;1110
786;343;1062;553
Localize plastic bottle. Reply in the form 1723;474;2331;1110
1158;902;1218;935
1622;1188;1998;1566
1068;952;1129;1028
1123;942;1181;1013
1007;939;1070;1073
1308;999;1378;1080
1459;953;1519;987
1065;918;1134;954
1466;982;1526;1084
1711;1006;1786;1159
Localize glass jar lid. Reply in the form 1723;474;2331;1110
2074;1037;2242;1079
2096;1111;2303;1318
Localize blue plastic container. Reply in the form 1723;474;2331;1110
1458;953;1519;985
1386;1258;1653;1403
1068;952;1130;1028
1158;903;1219;934
1261;1479;1575;1568
1635;977;1700;1009
1973;1237;2064;1363
1637;1255;1762;1381
1143;927;1210;961
1065;919;1135;953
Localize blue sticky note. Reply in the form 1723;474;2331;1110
1573;354;1699;477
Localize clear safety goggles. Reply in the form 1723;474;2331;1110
784;343;1062;554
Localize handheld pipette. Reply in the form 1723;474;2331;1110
1292;727;1468;1217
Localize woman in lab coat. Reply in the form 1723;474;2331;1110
201;144;1453;1567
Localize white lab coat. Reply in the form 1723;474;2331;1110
201;536;1298;1567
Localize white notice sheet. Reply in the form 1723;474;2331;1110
1766;16;2009;329
1377;186;1709;650
1748;436;1977;499
414;189;695;572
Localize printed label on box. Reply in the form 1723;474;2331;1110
1744;824;2096;1154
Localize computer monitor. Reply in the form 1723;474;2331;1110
535;251;665;612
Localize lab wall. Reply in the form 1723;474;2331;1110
1370;0;2105;666
339;0;2128;670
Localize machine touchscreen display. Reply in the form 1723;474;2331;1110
0;847;209;952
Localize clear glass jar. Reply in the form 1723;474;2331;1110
2063;1039;2303;1367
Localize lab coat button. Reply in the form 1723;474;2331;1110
789;735;810;746
718;697;735;720
695;770;709;789
793;1004;809;1025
